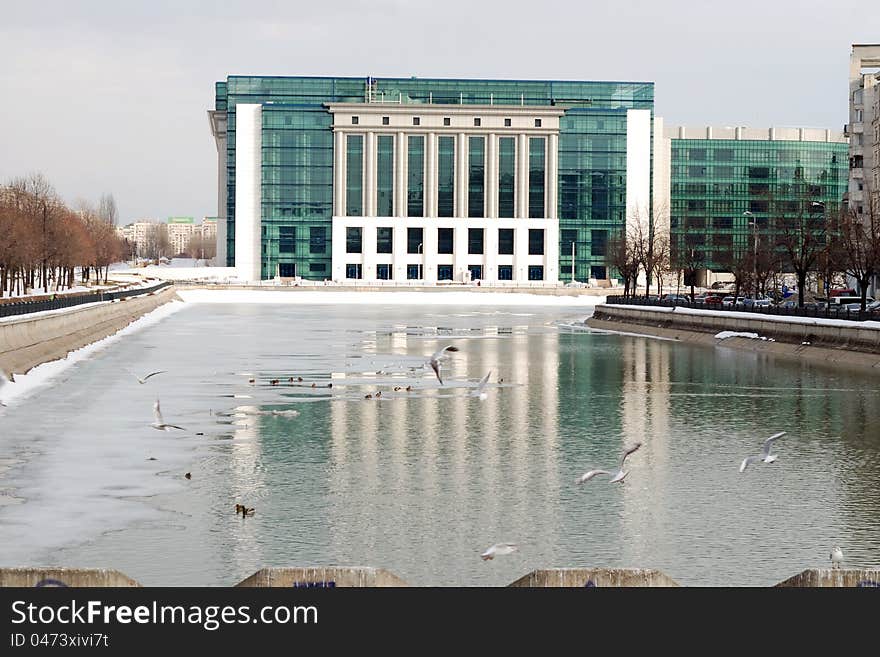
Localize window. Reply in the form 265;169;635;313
408;135;425;217
377;135;394;216
498;265;513;280
309;226;326;254
413;117;420;126
468;136;485;217
438;136;455;218
377;227;393;254
714;149;734;161
346;263;362;279
468;228;484;255
474;117;481;127
438;228;454;255
279;226;295;254
562;229;577;253
687;217;705;229
346;134;363;216
591;230;607;257
590;265;606;280
713;217;733;229
498;137;516;217
468;264;483;280
529;137;545;218
528;265;544;281
528;229;544;255
309;262;326;273
407;264;421;280
346;227;362;254
437;264;453;280
534;118;542;128
376;264;392;280
279;263;295;277
351;116;359;125
688;166;707;177
407;227;423;254
498;228;514;255
688;149;707;160
504;118;512;127
382;116;389;125
443;117;451;126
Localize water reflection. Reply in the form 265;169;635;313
0;303;878;586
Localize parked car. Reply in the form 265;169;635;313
733;296;747;308
721;296;736;308
742;297;772;308
778;300;798;309
663;294;691;304
704;295;724;306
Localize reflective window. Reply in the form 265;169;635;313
468;228;484;254
528;265;544;280
346;134;363;216
468;136;485;217
438;227;454;255
377;226;393;254
346;227;362;253
408;135;424;217
498;228;514;255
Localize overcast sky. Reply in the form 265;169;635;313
1;0;877;222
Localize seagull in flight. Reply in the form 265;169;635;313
830;546;844;569
609;442;642;483
480;543;519;560
134;370;166;384
576;469;613;485
151;399;186;432
739;432;786;473
470;371;492;400
427;345;459;385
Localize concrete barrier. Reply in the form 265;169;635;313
235;567;408;587
0;568;141;587
775;569;880;587
508;568;680;587
0;286;178;377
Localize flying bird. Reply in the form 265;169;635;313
739;432;786;473
830;546;844;569
480;543;519;561
427;345;459;385
151;399;186;432
470;371;492;401
609;442;643;483
576;469;613;485
135;370;166;384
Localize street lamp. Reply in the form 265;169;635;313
743;211;757;296
418;242;423;281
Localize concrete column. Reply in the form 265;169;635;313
234;104;262;281
486;133;498;218
362;223;377;280
392;219;407;282
513;225;529;283
364;131;376;217
395;132;407;217
426;132;437;217
456;132;468;218
547;133;558;220
517;133;529;218
544;221;559;283
423;221;437;283
331;218;345;281
453;223;469;281
334;130;346;217
484;225;498;283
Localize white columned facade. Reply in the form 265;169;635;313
625;109;652;235
234;103;262;282
328;104;564;285
208;110;228;266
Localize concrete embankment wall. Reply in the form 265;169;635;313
508;568;680;587
588;305;880;371
0;568;141;587
235;567;409;587
0;286;178;377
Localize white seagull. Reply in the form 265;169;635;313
480;543;519;561
151;399;186;431
608;442;643;483
830;546;844;569
739;431;786;473
136;370;167;384
427;345;459;385
470;371;492;400
576;469;612;485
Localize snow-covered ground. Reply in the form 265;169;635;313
176;288;606;307
0;300;186;406
714;331;773;341
625;304;880;330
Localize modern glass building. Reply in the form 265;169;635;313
668;126;849;282
209;76;659;283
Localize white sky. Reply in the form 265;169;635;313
1;0;877;222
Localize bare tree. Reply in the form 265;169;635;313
773;199;833;307
838;197;880;311
98;193;119;226
606;229;640;298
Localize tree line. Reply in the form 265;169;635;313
0;173;127;297
608;192;880;311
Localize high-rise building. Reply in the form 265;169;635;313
668;125;848;285
209;75;664;283
166;216;195;256
846;45;880;218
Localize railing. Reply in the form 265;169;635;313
604;295;879;323
0;281;172;319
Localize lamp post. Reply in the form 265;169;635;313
743;211;757;296
418;242;423;281
571;239;576;283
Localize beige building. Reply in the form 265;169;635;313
847;44;880;216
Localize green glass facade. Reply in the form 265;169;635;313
498;137;516;218
670;139;849;271
345;134;363;217
468;136;485;218
376;135;394;217
407;135;425;217
216;75;653;280
529;137;546;219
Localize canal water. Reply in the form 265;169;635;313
1;299;878;586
